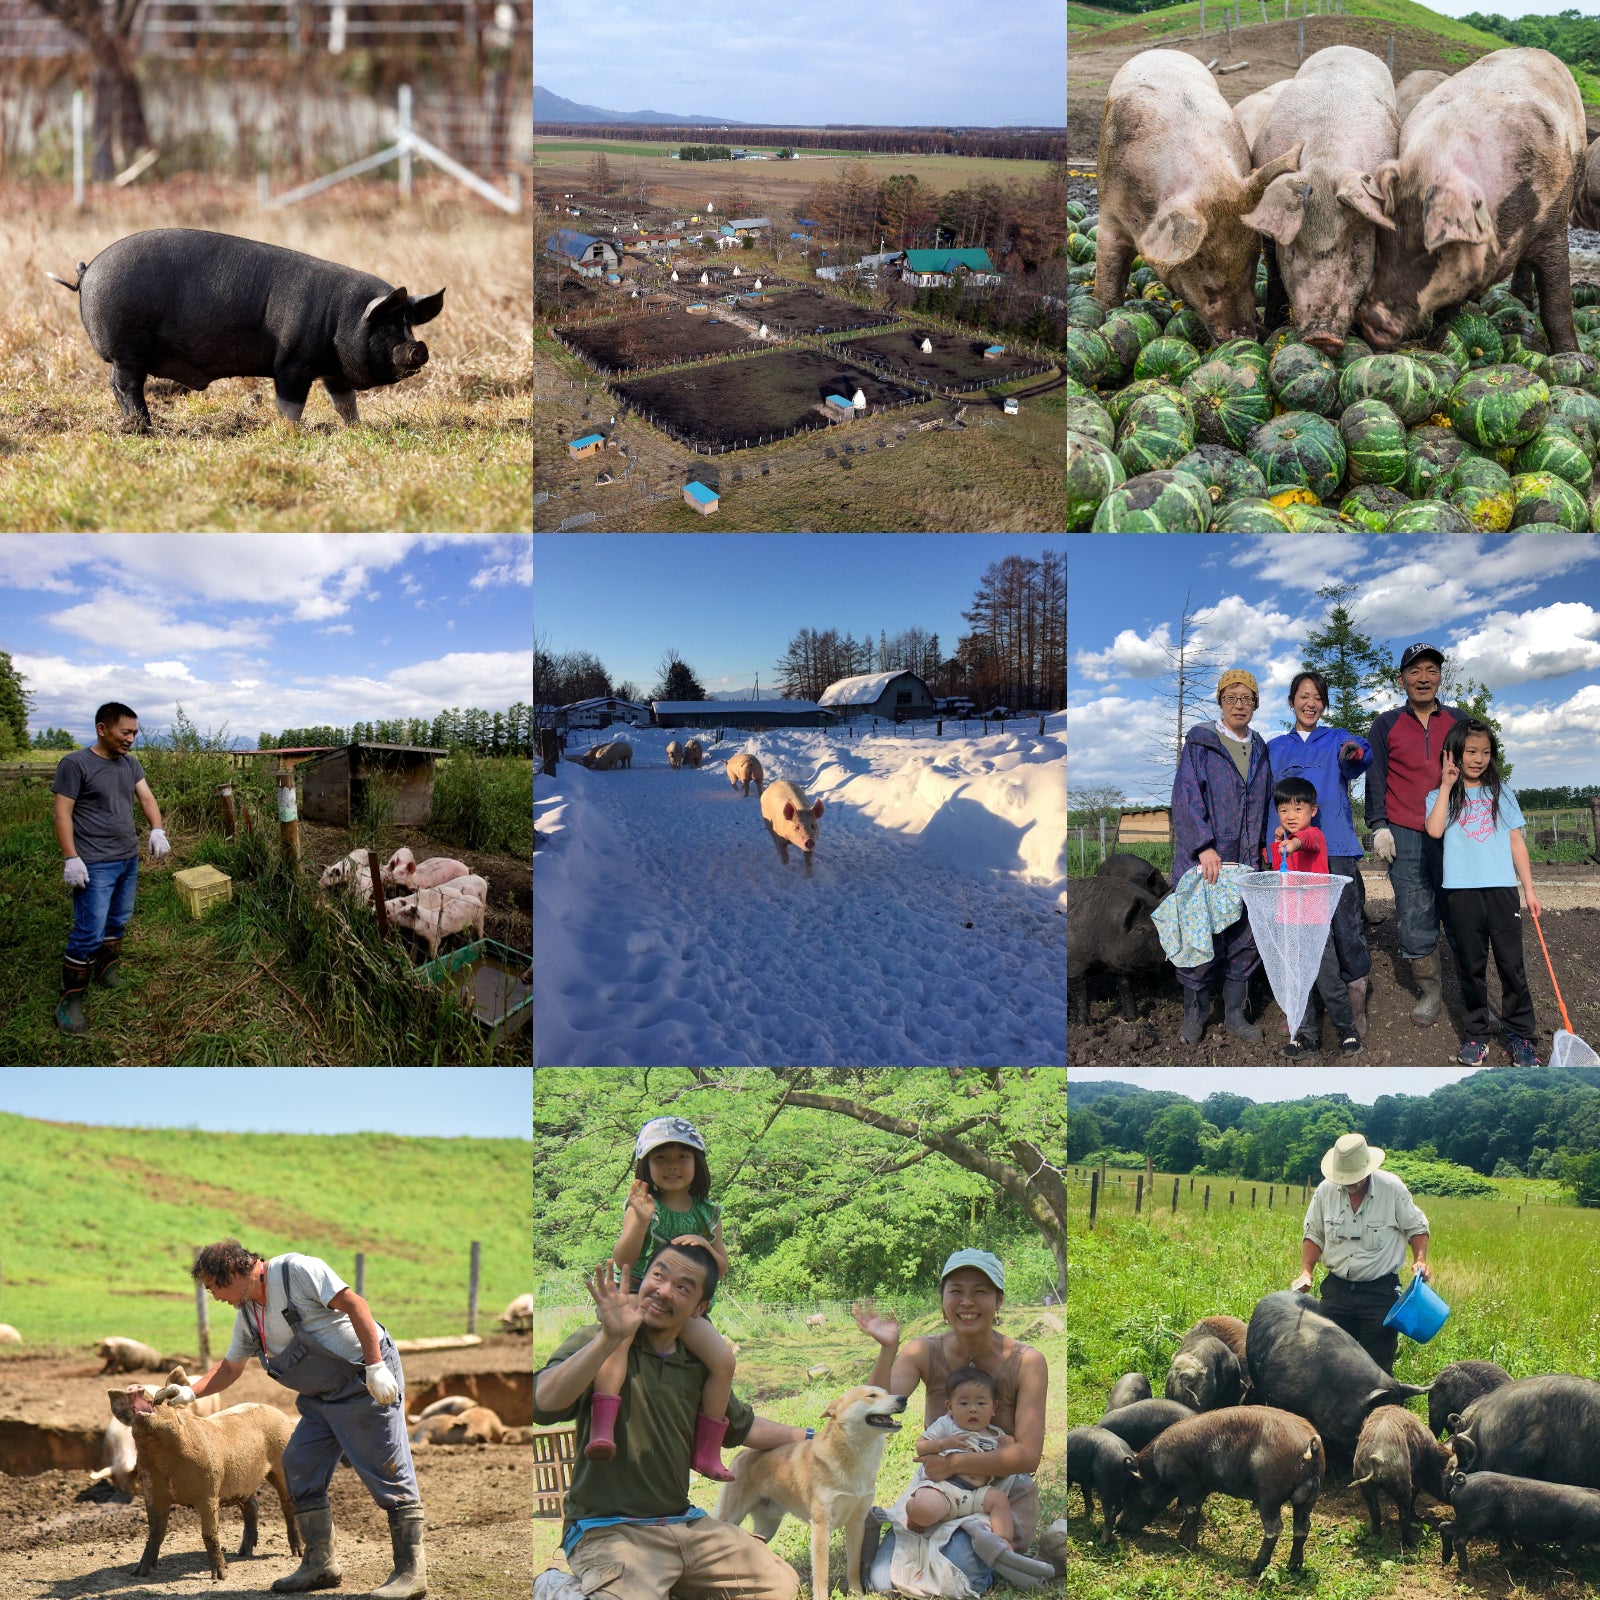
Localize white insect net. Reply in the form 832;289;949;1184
1236;871;1353;1040
1551;1031;1600;1067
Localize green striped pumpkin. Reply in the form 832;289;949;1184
1212;338;1271;376
1183;357;1274;449
1105;378;1194;432
1402;425;1478;500
1384;500;1476;532
1333;336;1374;372
1282;503;1359;530
1338;354;1436;426
1164;308;1211;349
1099;310;1162;376
1133;336;1203;385
1339;484;1410;531
1067;233;1097;265
1116;395;1194;475
1209;497;1293;531
1407;348;1463;396
1571;279;1600;309
1434;327;1472;371
1270;343;1340;415
1539;352;1600;397
1511;427;1593;495
1067;297;1107;330
1091;468;1211;531
1068;394;1115;450
1066;327;1114;387
1339;399;1408;487
1247;411;1347;500
1172;444;1269;508
1507;472;1589;531
1447;312;1502;367
1551;386;1600;439
1067;430;1127;531
1447;364;1551;449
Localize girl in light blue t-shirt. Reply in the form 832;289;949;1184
1425;719;1542;1067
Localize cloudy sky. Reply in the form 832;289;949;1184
1420;0;1600;16
535;0;1067;126
1069;533;1600;802
1070;1068;1477;1101
0;534;532;747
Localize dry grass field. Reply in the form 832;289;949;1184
0;179;532;531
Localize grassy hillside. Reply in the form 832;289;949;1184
0;1111;530;1351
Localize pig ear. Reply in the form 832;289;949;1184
1336;173;1397;231
812;799;824;817
1242;139;1305;212
1138;203;1206;268
362;287;410;324
1360;163;1399;217
1240;173;1305;248
407;288;446;326
1424;177;1497;254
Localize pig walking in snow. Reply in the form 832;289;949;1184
760;779;824;876
48;228;444;431
684;739;704;768
726;754;764;796
666;741;684;769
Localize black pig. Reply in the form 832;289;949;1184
1118;1406;1325;1576
1069;875;1165;1023
1095;852;1171;898
50;229;444;431
1442;1469;1600;1571
1165;1332;1244;1414
1449;1374;1600;1488
1428;1359;1511;1440
1106;1372;1153;1411
1349;1405;1450;1545
1097;1398;1195;1453
1068;1424;1136;1545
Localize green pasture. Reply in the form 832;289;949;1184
1067;1169;1600;1598
0;1109;529;1352
535;139;875;159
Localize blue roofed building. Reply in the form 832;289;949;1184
545;228;619;278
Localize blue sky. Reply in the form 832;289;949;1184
534;0;1067;127
1068;534;1600;802
0;1068;531;1138
1421;0;1600;14
535;534;1065;695
0;535;532;746
1070;1068;1477;1101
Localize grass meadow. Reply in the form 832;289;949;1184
533;1300;1067;1596
0;181;531;531
1068;1167;1600;1599
0;1109;529;1350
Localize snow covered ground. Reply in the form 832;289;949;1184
534;715;1066;1066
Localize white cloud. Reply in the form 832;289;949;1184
46;597;265;654
1449;603;1600;687
1192;594;1299;658
142;660;199;681
318;624;356;636
1073;625;1172;682
469;543;533;589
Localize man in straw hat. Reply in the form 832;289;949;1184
1291;1133;1431;1375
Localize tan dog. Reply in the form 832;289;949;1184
714;1385;907;1599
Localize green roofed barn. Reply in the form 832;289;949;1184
899;249;1000;287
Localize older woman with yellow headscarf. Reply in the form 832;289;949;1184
1169;668;1274;1046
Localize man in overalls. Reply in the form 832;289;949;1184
178;1238;426;1598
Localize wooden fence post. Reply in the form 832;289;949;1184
468;1240;481;1334
195;1274;211;1368
1171;1176;1180;1213
355;1252;366;1298
1135;1174;1144;1214
277;765;299;866
1089;1170;1099;1230
1204;1185;1211;1211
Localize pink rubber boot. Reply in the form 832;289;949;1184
691;1412;736;1482
585;1393;621;1460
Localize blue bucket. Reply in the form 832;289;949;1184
1383;1273;1450;1343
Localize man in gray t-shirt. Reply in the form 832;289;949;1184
49;701;169;1034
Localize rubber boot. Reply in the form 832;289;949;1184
584;1392;620;1460
690;1411;737;1482
270;1502;341;1592
92;936;124;988
1345;976;1369;1040
370;1505;428;1600
56;957;91;1036
1223;978;1262;1043
1178;986;1208;1046
1409;953;1443;1027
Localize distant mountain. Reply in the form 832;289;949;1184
535;84;744;126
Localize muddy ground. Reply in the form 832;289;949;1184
744;287;897;335
0;1340;531;1599
842;327;1043;387
1070;893;1600;1068
558;307;762;371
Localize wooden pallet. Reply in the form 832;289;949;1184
534;1426;578;1516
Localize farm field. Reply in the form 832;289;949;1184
557;307;764;371
534;719;1066;1066
839;327;1044;388
0;183;531;532
1067;1166;1600;1599
733;287;898;335
611;347;917;448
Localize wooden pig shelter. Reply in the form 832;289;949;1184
301;742;448;826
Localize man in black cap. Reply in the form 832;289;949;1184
1363;645;1470;1026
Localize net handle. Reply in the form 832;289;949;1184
1530;906;1574;1036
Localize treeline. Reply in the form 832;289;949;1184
773;628;949;703
678;144;735;161
537;123;1067;159
1070;1074;1600;1201
1518;785;1600;808
30;727;78;750
259;705;534;757
1460;12;1600;71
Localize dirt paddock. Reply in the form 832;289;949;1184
840;327;1041;387
744;286;898;335
557;307;763;371
0;1340;531;1599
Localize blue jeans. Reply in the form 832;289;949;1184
66;856;139;962
1386;825;1449;961
869;1529;993;1595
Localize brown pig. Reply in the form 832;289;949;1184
1095;49;1304;342
760;779;824;876
1241;47;1399;353
726;753;764;796
684;739;703;768
1354;48;1586;352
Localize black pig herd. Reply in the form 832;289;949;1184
1069;1290;1600;1578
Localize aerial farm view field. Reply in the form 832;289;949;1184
536;0;1069;531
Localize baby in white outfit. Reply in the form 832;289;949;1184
902;1366;1017;1548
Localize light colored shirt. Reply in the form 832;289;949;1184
223;1252;368;1365
1425;783;1525;890
913;1413;1016;1493
1303;1169;1429;1281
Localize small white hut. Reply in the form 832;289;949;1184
759;323;769;338
920;337;932;353
754;278;763;289
671;269;679;281
852;388;866;410
700;272;709;285
732;265;741;276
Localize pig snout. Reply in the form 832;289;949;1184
1301;328;1345;354
394;341;428;375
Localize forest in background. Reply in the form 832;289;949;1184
534;1068;1065;1304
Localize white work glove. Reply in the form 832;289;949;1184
63;856;89;889
148;828;171;859
365;1362;399;1405
158;1384;197;1405
1371;827;1396;864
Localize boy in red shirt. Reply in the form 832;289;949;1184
1270;777;1361;1059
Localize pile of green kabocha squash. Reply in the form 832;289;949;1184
1066;198;1600;532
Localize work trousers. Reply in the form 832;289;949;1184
1447;886;1536;1045
567;1518;800;1600
1325;855;1372;984
1319;1271;1401;1375
1299;932;1355;1042
65;855;138;962
1387;825;1451;962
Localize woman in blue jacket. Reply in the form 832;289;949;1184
1266;671;1374;1036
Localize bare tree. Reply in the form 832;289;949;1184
32;0;152;180
1146;590;1225;781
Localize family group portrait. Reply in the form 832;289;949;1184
530;1067;1067;1599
